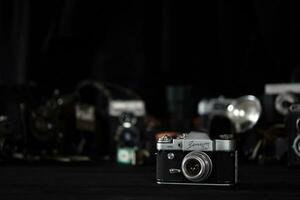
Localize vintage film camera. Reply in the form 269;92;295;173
286;104;300;166
0;85;33;161
27;81;113;162
109;100;147;165
27;90;80;161
73;80;111;160
156;131;237;186
262;83;300;126
0;115;19;160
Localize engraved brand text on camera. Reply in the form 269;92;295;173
187;141;210;150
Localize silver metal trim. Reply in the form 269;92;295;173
108;100;146;116
169;168;181;174
157;139;214;151
157;132;236;151
158;135;172;143
157;139;182;151
265;83;300;95
182;140;213;151
292;135;300;157
215;140;236;151
157;181;234;186
181;132;213;151
167;153;175;160
296;118;300;132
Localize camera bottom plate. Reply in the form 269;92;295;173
157;181;234;186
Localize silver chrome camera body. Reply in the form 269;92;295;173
156;132;237;186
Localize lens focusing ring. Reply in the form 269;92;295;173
181;151;212;182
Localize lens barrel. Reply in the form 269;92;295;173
181;151;212;182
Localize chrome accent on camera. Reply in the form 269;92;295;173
215;140;236;151
296;118;300;132
157;132;213;151
182;132;212;151
157;139;182;151
158;135;172;143
182;140;213;151
169;168;181;174
181;151;212;182
167;153;175;160
292;135;300;157
157;132;234;151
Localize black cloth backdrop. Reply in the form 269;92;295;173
0;0;300;116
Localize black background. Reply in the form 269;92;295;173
1;1;300;116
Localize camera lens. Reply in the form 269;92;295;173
185;159;202;177
181;151;212;182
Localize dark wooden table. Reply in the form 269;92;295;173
0;162;299;200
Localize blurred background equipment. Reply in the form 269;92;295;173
250;125;287;165
27;90;77;162
198;95;262;137
0;85;32;161
228;95;262;133
166;85;193;132
108;100;147;165
0;81;154;164
73;80;112;160
0;115;18;160
262;83;300;126
286;104;300;166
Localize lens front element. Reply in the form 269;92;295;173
185;158;202;177
181;151;212;182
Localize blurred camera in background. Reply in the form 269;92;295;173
109;100;148;165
